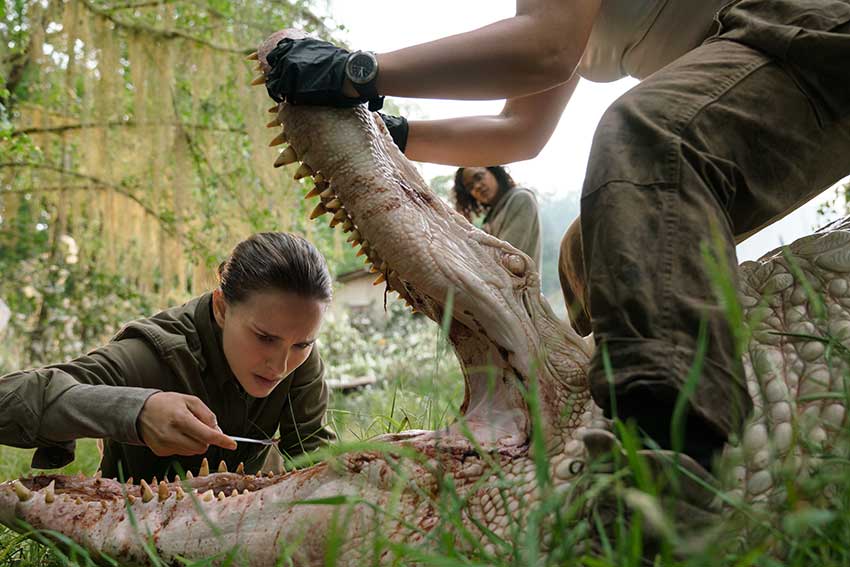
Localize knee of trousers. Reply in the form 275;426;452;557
558;217;592;336
582;90;680;198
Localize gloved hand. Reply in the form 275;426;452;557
265;37;372;108
379;113;409;153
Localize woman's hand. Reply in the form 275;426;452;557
137;392;237;456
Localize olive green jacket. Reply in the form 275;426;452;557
0;292;333;480
482;187;542;268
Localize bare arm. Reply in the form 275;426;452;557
403;76;579;166
373;0;599;100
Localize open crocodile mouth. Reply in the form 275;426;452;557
262;101;536;447
249;31;593;451
260;96;598;451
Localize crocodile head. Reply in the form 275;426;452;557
259;30;595;452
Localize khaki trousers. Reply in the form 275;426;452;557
559;0;850;454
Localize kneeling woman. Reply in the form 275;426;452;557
0;232;334;481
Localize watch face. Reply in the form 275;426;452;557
347;52;377;84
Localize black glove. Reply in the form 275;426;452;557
378;113;409;153
265;37;369;107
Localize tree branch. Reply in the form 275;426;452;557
78;0;250;55
12;119;247;137
0;161;175;237
103;0;180;11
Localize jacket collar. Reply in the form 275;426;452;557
194;291;241;391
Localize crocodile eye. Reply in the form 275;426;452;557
503;253;526;277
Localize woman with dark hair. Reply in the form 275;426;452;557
452;166;541;267
0;232;334;481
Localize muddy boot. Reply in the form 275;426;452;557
579;428;722;562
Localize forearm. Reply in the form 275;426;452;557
0;368;158;448
375;2;598;100
404;76;578;166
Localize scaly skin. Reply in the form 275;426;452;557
0;29;848;565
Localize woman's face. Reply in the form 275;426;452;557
462;167;501;206
213;288;327;398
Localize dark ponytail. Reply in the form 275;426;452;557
218;232;332;304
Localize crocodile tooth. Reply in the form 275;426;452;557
251;75;266;86
126;477;134;487
140;479;154;503
236;462;245;474
199;458;210;477
373;273;386;285
330;210;348;228
218;460;228;473
242;489;250;495
320;188;335;200
186;471;194;479
305;186;323;199
269;132;288;147
74;497;82;505
310;203;328;219
268;104;279;114
274;147;298;168
246;51;259;61
369;265;380;273
347;229;361;244
12;480;31;502
266;471;275;478
43;480;55;504
356;242;370;257
325;198;342;210
217;491;226;501
127;494;136;504
266;117;281;128
231;489;239;497
173;474;181;483
151;476;158;487
342;219;354;232
202;490;214;502
294;163;314;180
94;470;102;479
158;481;169;501
175;485;185;501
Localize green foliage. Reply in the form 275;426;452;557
817;181;850;223
0;0;354;367
323;301;463;439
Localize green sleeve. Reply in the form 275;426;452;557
495;190;542;267
277;346;335;457
0;338;163;467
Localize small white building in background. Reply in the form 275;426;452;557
332;268;405;322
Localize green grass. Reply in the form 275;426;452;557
2;368;850;566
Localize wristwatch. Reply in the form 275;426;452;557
345;50;384;111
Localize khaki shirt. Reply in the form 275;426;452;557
0;292;333;480
579;0;726;81
482;187;542;269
